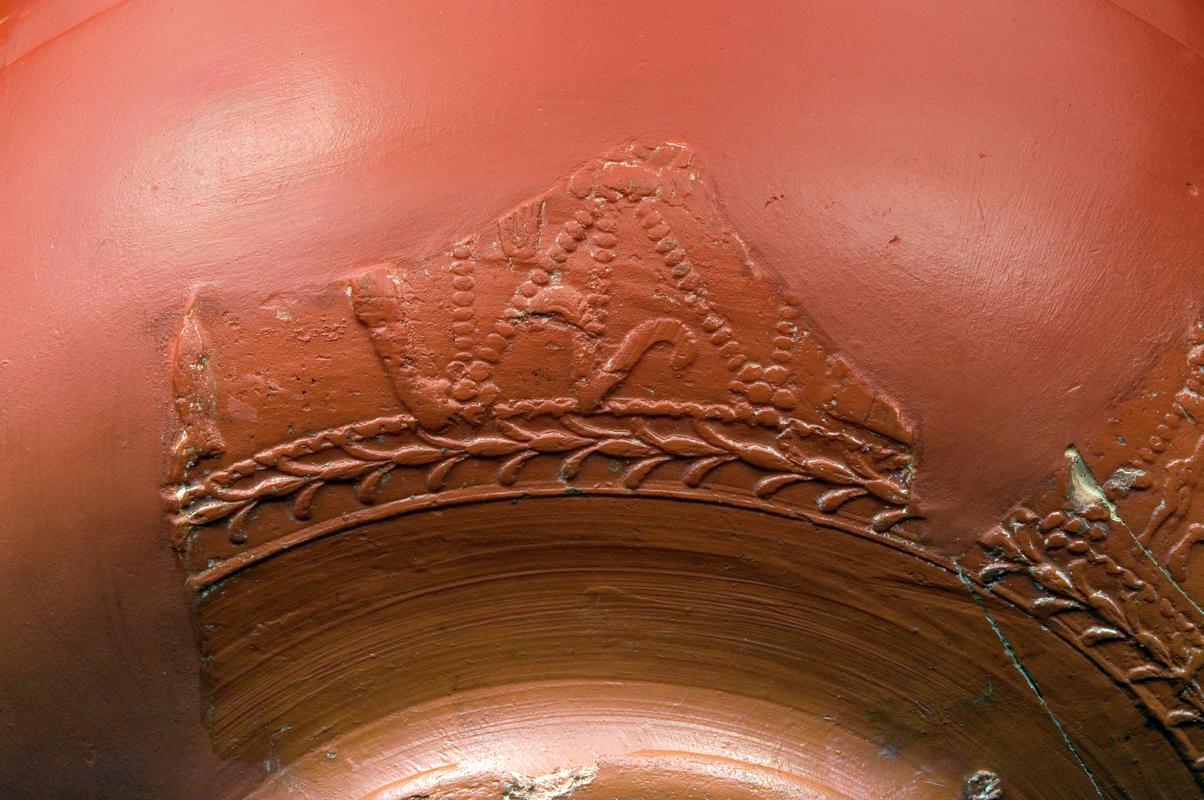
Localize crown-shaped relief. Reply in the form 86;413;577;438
169;142;919;589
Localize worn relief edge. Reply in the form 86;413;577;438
963;321;1204;775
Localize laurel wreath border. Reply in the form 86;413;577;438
171;410;916;584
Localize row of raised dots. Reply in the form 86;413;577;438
583;212;616;335
444;243;499;409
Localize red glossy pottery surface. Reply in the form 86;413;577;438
2;2;1204;798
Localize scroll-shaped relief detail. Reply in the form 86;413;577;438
964;320;1204;775
166;142;918;589
169;296;224;483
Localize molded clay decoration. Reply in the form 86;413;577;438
8;3;1204;798
163;144;1204;799
170;142;916;588
966;323;1204;772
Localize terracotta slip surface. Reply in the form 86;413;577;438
3;1;1204;799
166;142;1203;798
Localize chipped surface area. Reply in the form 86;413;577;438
502;766;597;800
964;321;1204;781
